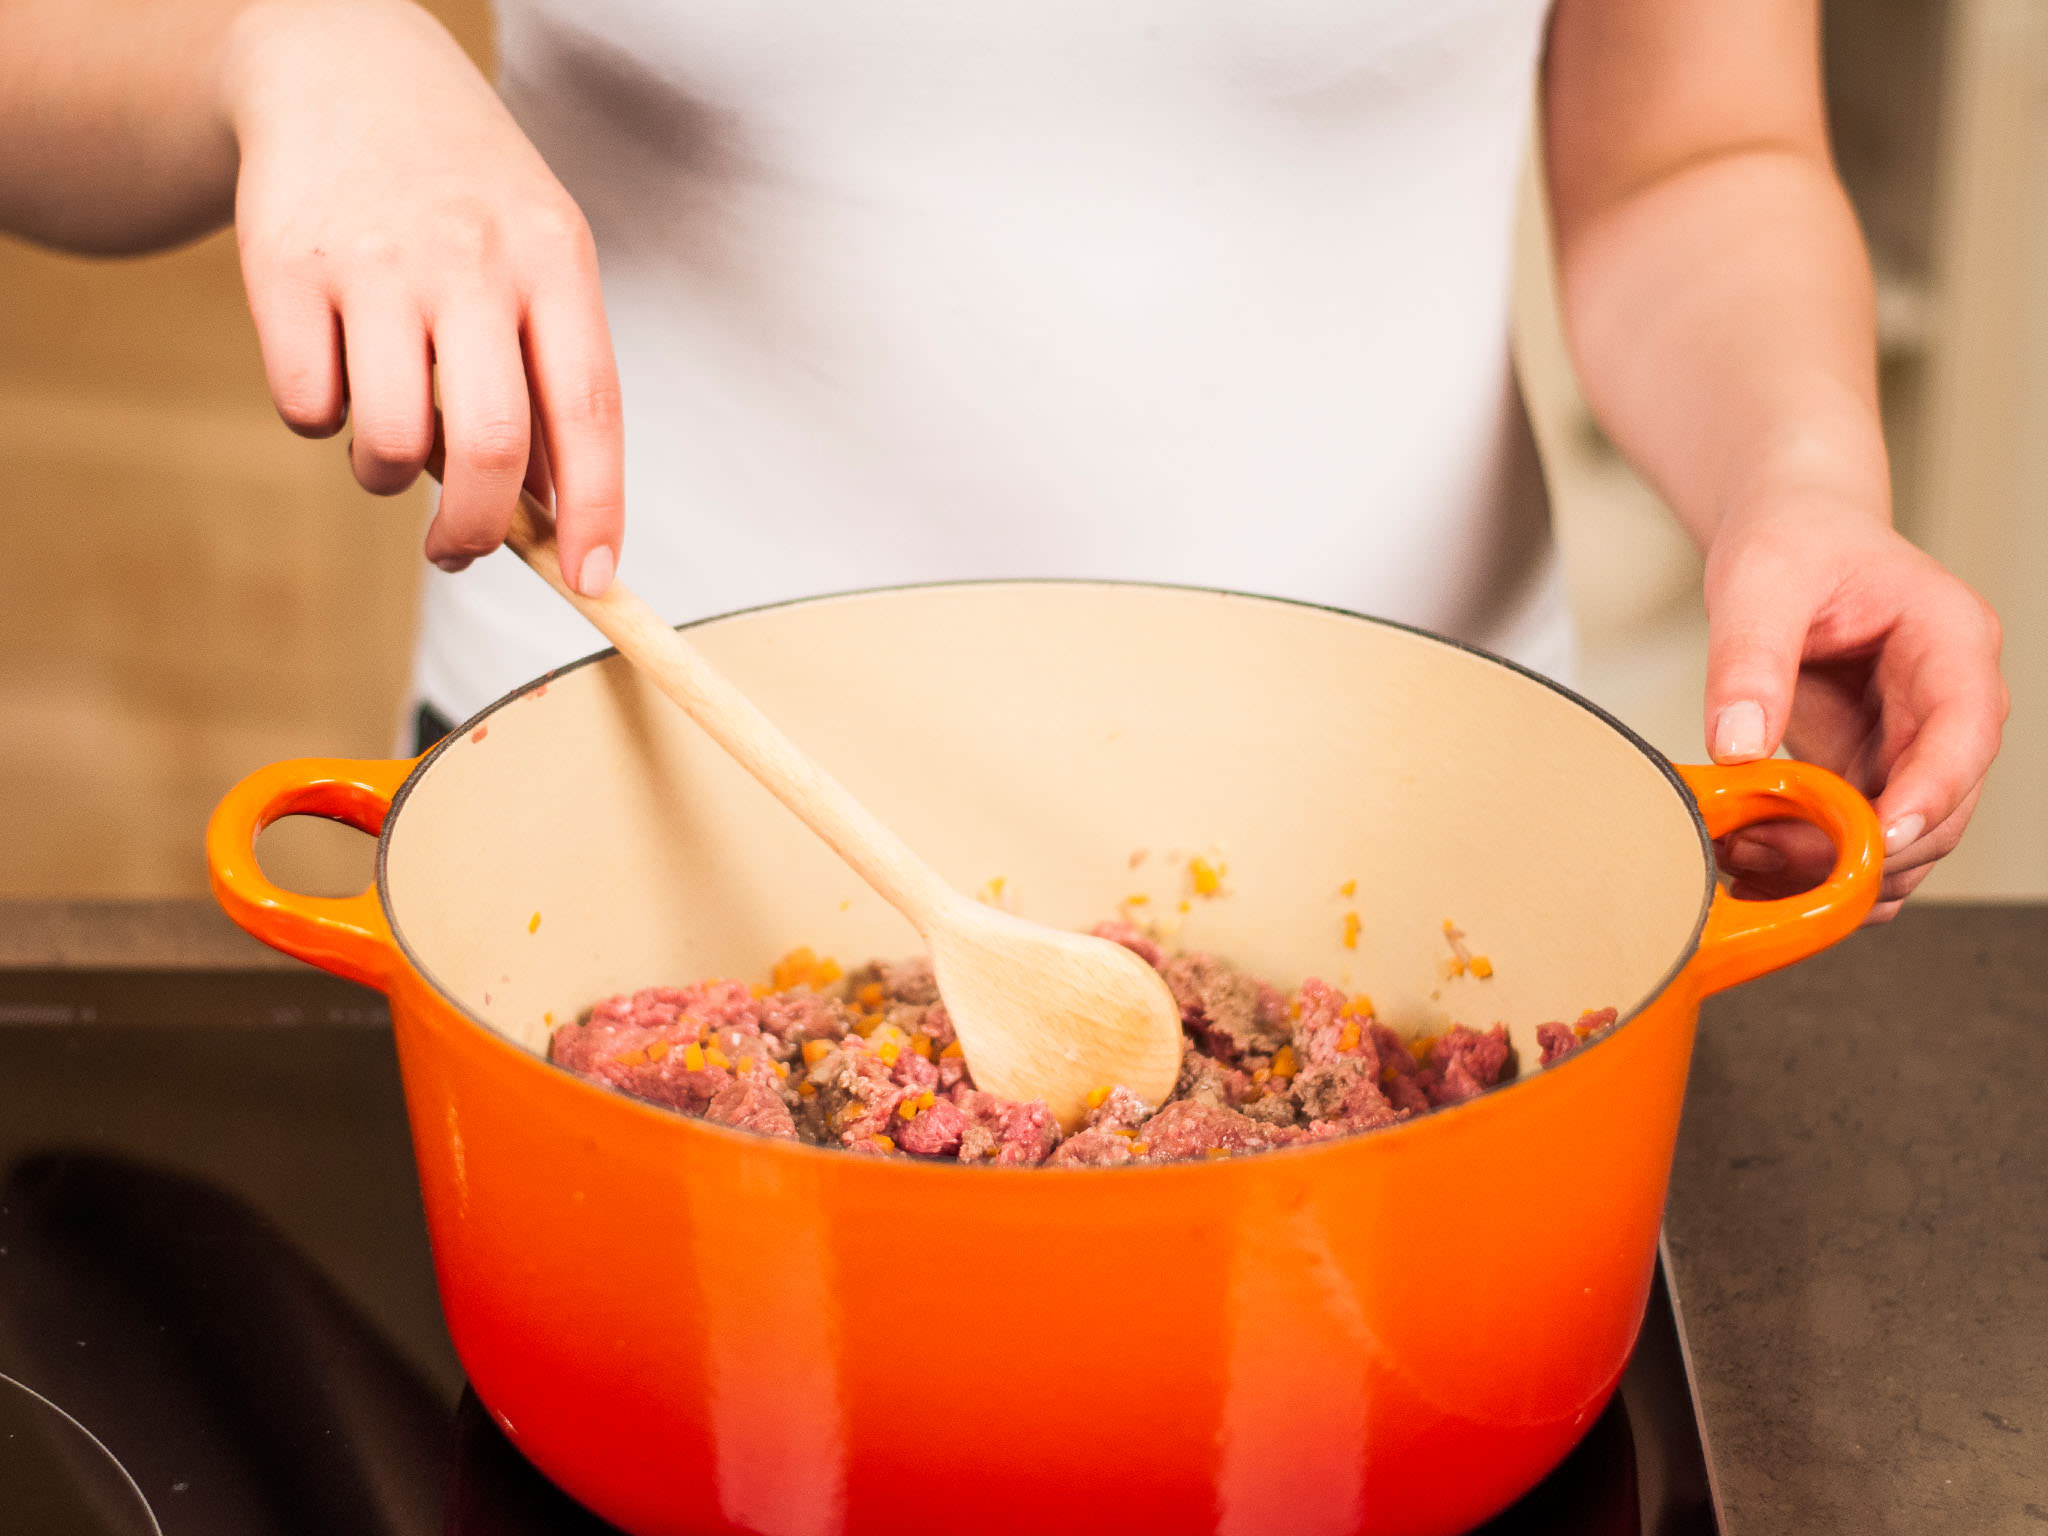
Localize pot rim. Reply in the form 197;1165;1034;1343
374;577;1718;1172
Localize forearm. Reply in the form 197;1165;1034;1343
1551;143;1890;553
0;0;262;251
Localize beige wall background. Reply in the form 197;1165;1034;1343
1;0;2041;901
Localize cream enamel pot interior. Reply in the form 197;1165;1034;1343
208;581;1881;1536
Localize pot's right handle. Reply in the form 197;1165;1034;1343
206;756;417;989
1676;761;1883;996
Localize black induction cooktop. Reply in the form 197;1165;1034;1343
0;968;1723;1536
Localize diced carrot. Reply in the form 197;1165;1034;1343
646;1039;671;1062
940;1041;964;1059
798;1081;816;1098
614;1047;648;1067
1086;1085;1112;1110
1336;1022;1360;1054
1339;879;1356;897
802;1038;834;1067
704;1045;732;1071
528;911;542;934
911;1036;933;1059
682;1042;706;1072
1130;1141;1149;1155
871;1135;896;1152
898;1099;919;1121
1471;956;1494;979
1189;856;1223;896
1341;911;1361;949
857;982;885;1010
1270;1044;1299;1078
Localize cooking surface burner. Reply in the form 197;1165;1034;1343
0;968;1720;1535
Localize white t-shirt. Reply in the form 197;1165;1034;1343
411;0;1571;721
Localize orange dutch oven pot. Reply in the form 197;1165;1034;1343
207;583;1880;1536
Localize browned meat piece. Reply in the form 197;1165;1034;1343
894;1095;969;1156
880;955;939;1007
1084;1085;1153;1133
705;1073;798;1139
1537;1007;1620;1065
757;991;846;1054
1174;1043;1251;1108
1423;1024;1513;1106
954;1090;1061;1166
1134;1099;1273;1161
1291;1056;1402;1132
1290;978;1352;1066
1047;1127;1142;1167
1160;952;1289;1062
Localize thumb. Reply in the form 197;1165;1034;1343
1701;553;1817;764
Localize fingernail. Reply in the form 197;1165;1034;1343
1712;700;1767;761
1884;813;1925;856
1724;836;1787;874
576;545;616;598
433;555;466;574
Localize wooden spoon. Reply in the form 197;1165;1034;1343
421;442;1184;1130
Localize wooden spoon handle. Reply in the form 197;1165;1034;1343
424;442;956;928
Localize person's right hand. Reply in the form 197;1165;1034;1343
221;0;622;592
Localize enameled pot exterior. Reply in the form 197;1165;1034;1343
207;584;1881;1536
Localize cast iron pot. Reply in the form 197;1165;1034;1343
208;582;1880;1536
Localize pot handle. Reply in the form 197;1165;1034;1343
205;756;417;989
1676;760;1883;996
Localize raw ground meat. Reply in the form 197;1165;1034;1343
549;928;1613;1167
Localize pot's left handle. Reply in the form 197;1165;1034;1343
206;757;418;989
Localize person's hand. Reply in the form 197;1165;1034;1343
1700;499;2006;923
220;0;621;591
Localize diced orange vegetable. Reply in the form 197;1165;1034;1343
1189;856;1223;896
911;1036;932;1059
1408;1035;1436;1065
1205;1147;1230;1160
1471;956;1494;979
1339;879;1356;897
614;1047;648;1067
802;1038;834;1067
1130;1140;1149;1155
1251;1067;1272;1085
646;1039;671;1062
1336;1022;1360;1054
871;1135;895;1152
1124;892;1149;906
1340;993;1376;1020
857;982;885;1010
528;911;542;934
940;1040;964;1059
798;1081;816;1098
771;947;844;993
773;1060;789;1078
1085;1085;1112;1110
704;1045;732;1071
1341;911;1361;949
682;1042;706;1072
737;1056;756;1076
918;1091;935;1111
1270;1044;1299;1078
898;1099;920;1121
543;1011;554;1027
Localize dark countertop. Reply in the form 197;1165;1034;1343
2;897;2042;1533
1663;902;2047;1536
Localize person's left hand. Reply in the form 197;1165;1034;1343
1697;498;2007;923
